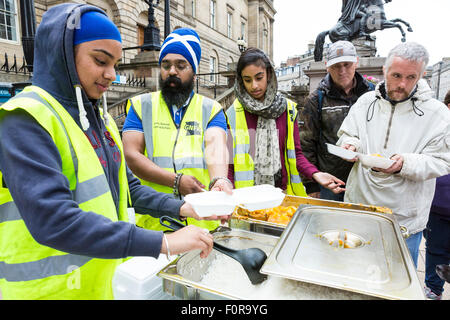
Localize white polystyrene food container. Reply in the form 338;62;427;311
326;143;358;160
232;184;285;211
326;143;395;169
359;154;395;169
185;185;286;217
184;191;236;217
112;255;177;300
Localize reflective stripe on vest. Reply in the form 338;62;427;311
0;86;128;299
140;92;211;172
4;91;112;204
226;101;254;188
226;98;306;196
0;254;92;282
283;100;306;196
0;173;109;223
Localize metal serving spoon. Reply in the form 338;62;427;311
159;216;268;285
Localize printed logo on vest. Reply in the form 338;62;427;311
288;108;294;122
184;121;201;136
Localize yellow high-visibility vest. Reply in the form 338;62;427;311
126;91;223;231
226;98;307;196
0;86;130;299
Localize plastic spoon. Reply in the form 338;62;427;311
159;216;268;285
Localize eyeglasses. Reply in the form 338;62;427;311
161;61;191;72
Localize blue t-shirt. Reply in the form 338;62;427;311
123;92;227;132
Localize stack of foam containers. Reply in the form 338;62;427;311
112;254;178;300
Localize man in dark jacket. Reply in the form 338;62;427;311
423;90;450;300
299;41;374;200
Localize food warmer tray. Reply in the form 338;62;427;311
158;227;379;300
260;205;425;300
229;195;398;237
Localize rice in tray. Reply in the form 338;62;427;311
199;239;376;300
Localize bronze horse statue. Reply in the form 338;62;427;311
314;0;413;61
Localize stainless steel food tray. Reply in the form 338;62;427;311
158;228;379;300
261;205;425;300
229;194;396;236
229;216;285;236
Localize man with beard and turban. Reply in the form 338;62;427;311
122;28;231;232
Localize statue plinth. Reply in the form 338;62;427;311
305;56;386;94
118;50;161;91
352;37;377;58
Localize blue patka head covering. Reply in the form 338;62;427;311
159;28;201;74
73;11;122;45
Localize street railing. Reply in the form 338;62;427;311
0;53;31;75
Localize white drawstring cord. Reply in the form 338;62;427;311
102;92;109;126
75;85;90;131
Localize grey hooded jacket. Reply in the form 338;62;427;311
337;79;450;234
0;3;183;259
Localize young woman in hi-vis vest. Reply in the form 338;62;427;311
226;48;346;196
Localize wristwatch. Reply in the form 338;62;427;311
173;173;183;197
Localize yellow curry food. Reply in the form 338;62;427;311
234;205;297;225
233;198;393;226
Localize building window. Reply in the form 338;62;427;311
261;23;266;52
191;0;195;17
138;25;144;47
227;12;232;38
210;0;216;29
263;28;268;53
0;0;18;42
240;22;245;40
209;56;217;83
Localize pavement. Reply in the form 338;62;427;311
0;236;448;300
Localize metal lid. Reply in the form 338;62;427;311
261;205;425;300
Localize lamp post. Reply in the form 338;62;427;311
142;0;161;51
436;61;443;100
140;0;170;50
19;0;35;73
10;0;36;97
164;0;170;38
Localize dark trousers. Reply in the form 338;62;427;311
319;185;345;201
423;212;450;295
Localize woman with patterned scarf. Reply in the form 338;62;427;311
226;48;345;196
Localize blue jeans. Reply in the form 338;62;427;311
319;186;345;201
405;231;423;268
423;212;450;295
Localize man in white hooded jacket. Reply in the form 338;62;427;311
336;42;450;267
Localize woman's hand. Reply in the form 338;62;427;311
312;172;346;194
162;225;214;259
210;178;233;195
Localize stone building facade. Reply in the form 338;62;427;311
429;58;450;103
0;0;276;105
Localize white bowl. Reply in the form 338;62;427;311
359;154;395;169
184;191;235;217
232;185;285;211
326;143;358;160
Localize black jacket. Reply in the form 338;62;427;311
299;72;374;193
